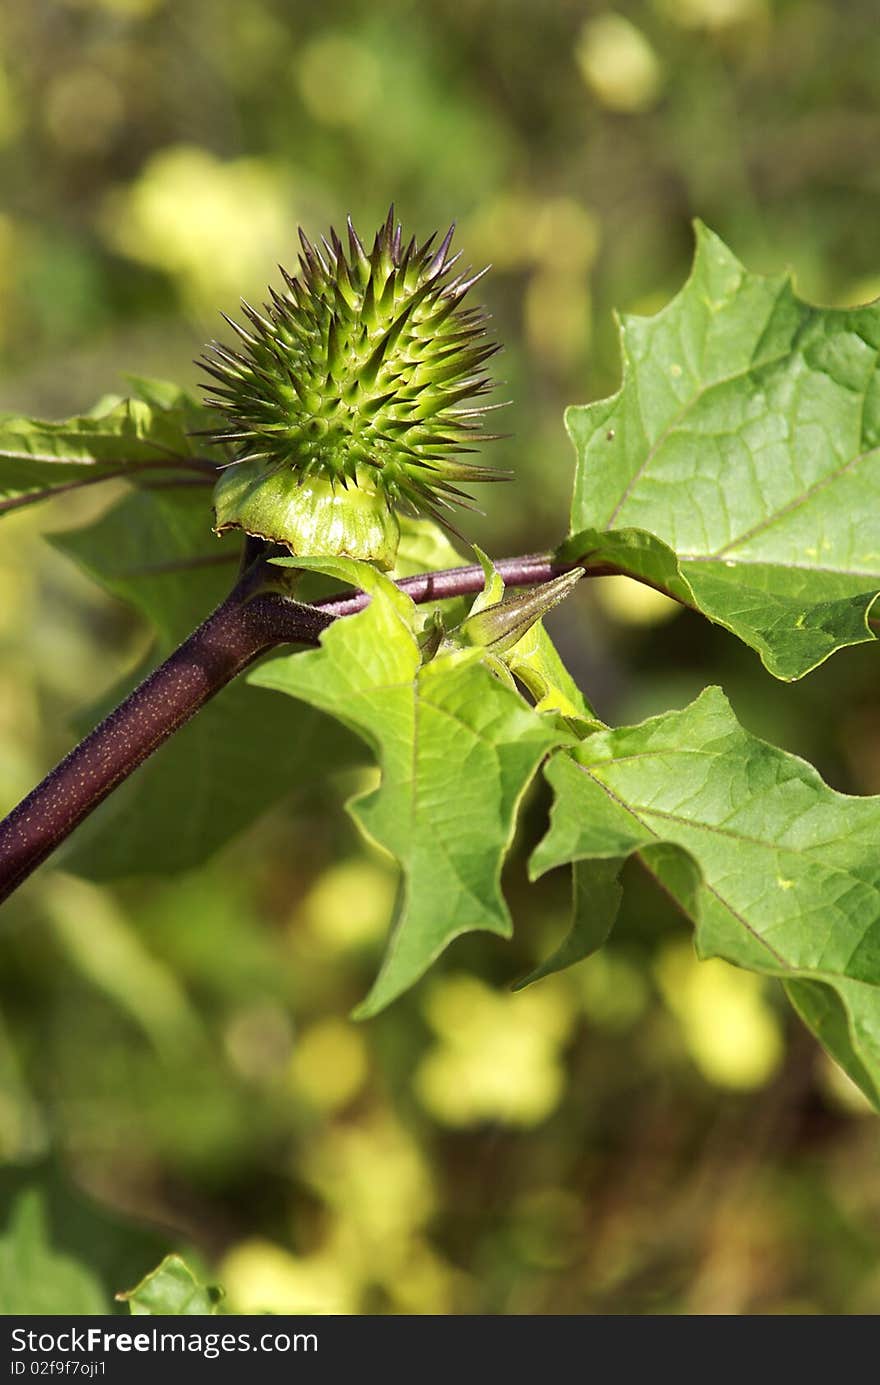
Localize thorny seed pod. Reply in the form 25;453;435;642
199;208;506;568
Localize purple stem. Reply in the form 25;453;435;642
314;552;590;617
0;549;607;905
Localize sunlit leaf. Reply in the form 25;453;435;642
0;385;219;518
118;1254;223;1316
251;557;565;1014
532;687;880;1106
567;224;880;679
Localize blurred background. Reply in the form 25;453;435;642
2;0;880;1315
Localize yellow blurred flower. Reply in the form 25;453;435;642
465;193;543;272
655;0;766;31
466;194;598;371
530;199;600;273
415;974;576;1127
220;1238;356;1315
60;0;166;15
467;194;599;274
298;856;397;951
303;1116;435;1249
293;1118;464;1310
655;941;784;1090
99;145;292;311
576;14;664;114
594;575;682;627
376;1236;465;1315
221;1224;461;1315
288;1019;369;1113
525;270;591;370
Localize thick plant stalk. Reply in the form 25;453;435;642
0;576;331;906
0;552;596;905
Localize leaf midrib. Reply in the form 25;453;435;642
578;761;792;967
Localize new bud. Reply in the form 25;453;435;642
458;569;584;654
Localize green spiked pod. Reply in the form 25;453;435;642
201;208;506;568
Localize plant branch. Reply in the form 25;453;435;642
0;547;612;905
0;568;329;906
315;551;614;618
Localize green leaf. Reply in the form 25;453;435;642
504;622;600;732
51;507;467;881
388;515;474;631
566;223;880;679
123;374;209;422
52;489;362;878
52;486;237;646
251;557;565;1014
118;1254;223;1316
532;686;880;1107
516;858;623;988
0;387;218;517
0;1190;106;1315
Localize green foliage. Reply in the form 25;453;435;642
61;683;358;880
53;486;236;647
6;0;880;1318
118;1254;223;1316
252;557;564;1014
0;383;217;515
0;1190;106;1315
532;687;880;1106
565;224;880;680
9;228;880;1106
515;859;622;990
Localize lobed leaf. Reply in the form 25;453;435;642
566;224;880;679
251;557;566;1014
0;380;219;518
118;1254;223;1316
532;687;880;1106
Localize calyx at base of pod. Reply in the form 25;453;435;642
213;462;400;570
